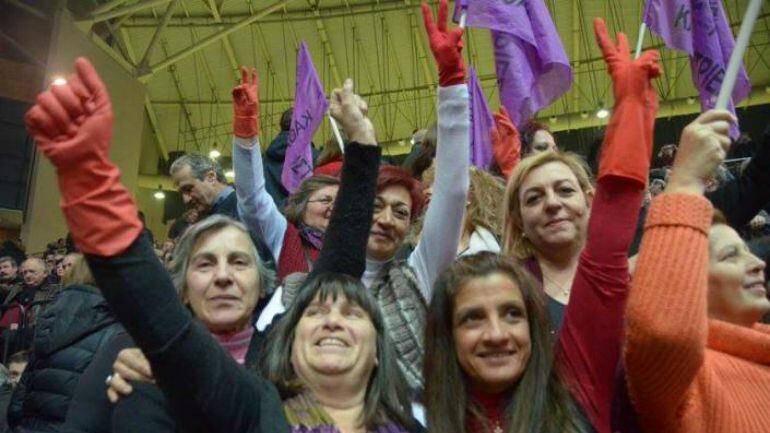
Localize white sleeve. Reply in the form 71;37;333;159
408;84;470;301
233;136;287;260
255;286;286;331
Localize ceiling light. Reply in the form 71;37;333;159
687;97;696;105
765;86;770;94
208;148;221;159
51;76;67;86
153;185;165;200
549;116;558;124
596;108;610;119
225;169;235;179
580;111;589;119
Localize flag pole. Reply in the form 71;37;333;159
328;114;345;154
634;22;647;59
715;0;763;110
459;10;467;28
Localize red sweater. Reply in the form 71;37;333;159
277;223;321;281
625;193;770;433
555;175;643;433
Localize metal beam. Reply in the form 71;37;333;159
140;0;295;79
88;0;174;23
205;0;240;80
307;0;342;85
405;0;436;92
89;0;132;16
137;0;180;70
119;26;169;161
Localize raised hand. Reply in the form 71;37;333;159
329;78;376;146
592;18;661;186
490;106;521;179
232;66;260;139
25;57;113;167
668;109;735;195
594;18;661;104
107;348;154;403
23;57;142;256
421;0;466;86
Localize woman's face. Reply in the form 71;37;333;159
302;185;339;232
367;185;413;261
530;130;557;154
453;273;531;393
291;293;378;384
184;226;261;333
517;161;590;254
708;224;769;325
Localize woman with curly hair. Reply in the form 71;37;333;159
410;165;504;257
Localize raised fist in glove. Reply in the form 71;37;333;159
26;58;114;167
421;0;466;86
232;66;260;138
490;106;521;179
24;57;142;257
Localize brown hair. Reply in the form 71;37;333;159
61;254;95;286
520;120;552;155
424;252;590;433
283;175;341;226
502;151;594;259
262;273;416;431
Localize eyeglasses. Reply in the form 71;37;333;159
307;196;335;206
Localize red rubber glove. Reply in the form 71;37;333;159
421;0;466;86
490;106;521;180
232;66;260;138
24;57;142;257
594;18;661;186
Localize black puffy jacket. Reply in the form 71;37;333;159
8;284;123;433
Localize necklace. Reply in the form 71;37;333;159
542;272;571;299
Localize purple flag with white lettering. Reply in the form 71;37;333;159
644;0;750;137
282;41;329;194
468;68;495;169
455;0;572;127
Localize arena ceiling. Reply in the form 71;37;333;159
61;0;770;160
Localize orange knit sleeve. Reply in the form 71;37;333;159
624;193;713;430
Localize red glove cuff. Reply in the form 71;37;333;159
233;115;259;138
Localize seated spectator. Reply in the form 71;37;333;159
7;255;122;433
0;257;21;302
402;126;436;181
0;257;60;332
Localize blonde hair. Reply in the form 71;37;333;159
502;151;594;259
408;165;506;246
61;254;95;286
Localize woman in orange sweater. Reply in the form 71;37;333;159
625;108;770;433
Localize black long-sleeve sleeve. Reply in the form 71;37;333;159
85;236;288;433
309;142;381;278
706;128;770;228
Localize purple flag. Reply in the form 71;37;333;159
644;0;750;137
456;0;572;127
281;41;329;194
468;68;495;169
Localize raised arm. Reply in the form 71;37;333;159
556;19;659;431
410;0;470;300
310;79;380;279
624;109;734;431
24;58;288;433
231;66;287;260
